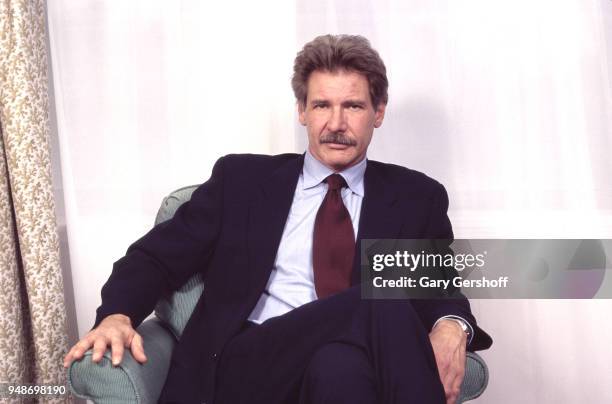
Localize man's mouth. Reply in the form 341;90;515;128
326;143;350;151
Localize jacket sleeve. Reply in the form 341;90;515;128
410;182;493;351
94;156;227;328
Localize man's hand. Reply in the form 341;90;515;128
63;314;147;368
429;319;467;404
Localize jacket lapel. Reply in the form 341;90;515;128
351;162;404;284
247;155;303;293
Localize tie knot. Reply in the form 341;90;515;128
325;174;347;191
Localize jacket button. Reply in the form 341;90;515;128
211;353;218;361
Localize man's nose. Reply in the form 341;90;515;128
327;107;347;132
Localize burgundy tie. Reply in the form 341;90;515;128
313;174;355;298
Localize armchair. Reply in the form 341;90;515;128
67;185;489;403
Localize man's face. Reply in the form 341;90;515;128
298;69;386;171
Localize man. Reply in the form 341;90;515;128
64;34;492;404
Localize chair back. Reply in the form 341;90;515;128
153;185;204;338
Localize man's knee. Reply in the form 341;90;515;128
306;342;371;380
300;343;376;404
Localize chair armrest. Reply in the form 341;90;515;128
67;318;176;404
458;351;489;403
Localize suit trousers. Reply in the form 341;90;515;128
213;286;446;404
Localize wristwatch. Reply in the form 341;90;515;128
446;317;472;342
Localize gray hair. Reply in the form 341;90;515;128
292;34;389;108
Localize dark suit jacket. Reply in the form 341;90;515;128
95;153;492;403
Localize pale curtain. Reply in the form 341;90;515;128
47;0;612;402
0;0;69;399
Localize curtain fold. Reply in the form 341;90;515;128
0;0;69;400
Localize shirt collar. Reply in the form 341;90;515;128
302;149;366;196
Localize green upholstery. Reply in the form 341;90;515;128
67;185;489;403
462;351;489;402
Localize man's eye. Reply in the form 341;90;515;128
348;104;363;110
313;104;327;109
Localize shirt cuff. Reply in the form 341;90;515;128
433;315;474;346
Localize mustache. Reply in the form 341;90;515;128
319;133;357;146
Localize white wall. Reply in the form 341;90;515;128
47;1;612;402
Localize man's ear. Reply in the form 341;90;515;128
298;102;307;126
373;102;386;128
